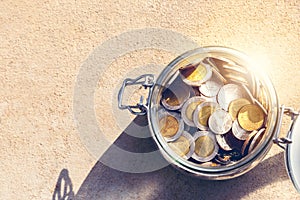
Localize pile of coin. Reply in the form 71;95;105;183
158;57;268;166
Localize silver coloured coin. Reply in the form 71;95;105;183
217;83;245;111
232;120;250;140
248;128;266;153
241;130;257;156
199;80;223;97
208;109;232;135
215;134;233;151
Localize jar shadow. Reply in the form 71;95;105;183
74;116;288;200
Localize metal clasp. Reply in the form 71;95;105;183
118;74;154;115
273;105;299;149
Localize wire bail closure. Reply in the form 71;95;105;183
118;74;154;115
273;105;299;149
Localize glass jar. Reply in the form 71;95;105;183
118;46;300;191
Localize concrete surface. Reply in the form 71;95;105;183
1;0;300;199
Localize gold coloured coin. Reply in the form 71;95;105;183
194;136;215;157
179;62;212;86
168;136;190;157
180;63;207;81
199;106;216;126
186;102;201;121
163;89;180;106
228;98;251;120
193;102;219;130
192;131;219;162
159;115;179;138
238;104;265;131
161;76;190;110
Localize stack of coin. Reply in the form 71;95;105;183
159;56;268;165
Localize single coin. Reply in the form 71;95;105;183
232;119;250;140
216;134;233;151
199;80;223;97
193;102;220;130
179;62;212;86
241;130;258;156
228;98;251;120
161;76;190;110
194;135;215;158
181;96;205;127
238;104;265;131
217;84;245;111
248;128;266;153
208;110;232;135
158;110;184;142
159;115;179;138
192;131;219;162
168;136;190;157
168;131;195;159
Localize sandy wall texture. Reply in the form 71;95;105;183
1;0;300;199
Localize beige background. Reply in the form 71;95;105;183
1;0;300;199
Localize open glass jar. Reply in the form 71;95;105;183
118;46;300;191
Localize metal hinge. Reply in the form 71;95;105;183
273;105;299;149
118;74;154;115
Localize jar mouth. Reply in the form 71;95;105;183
148;46;279;177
